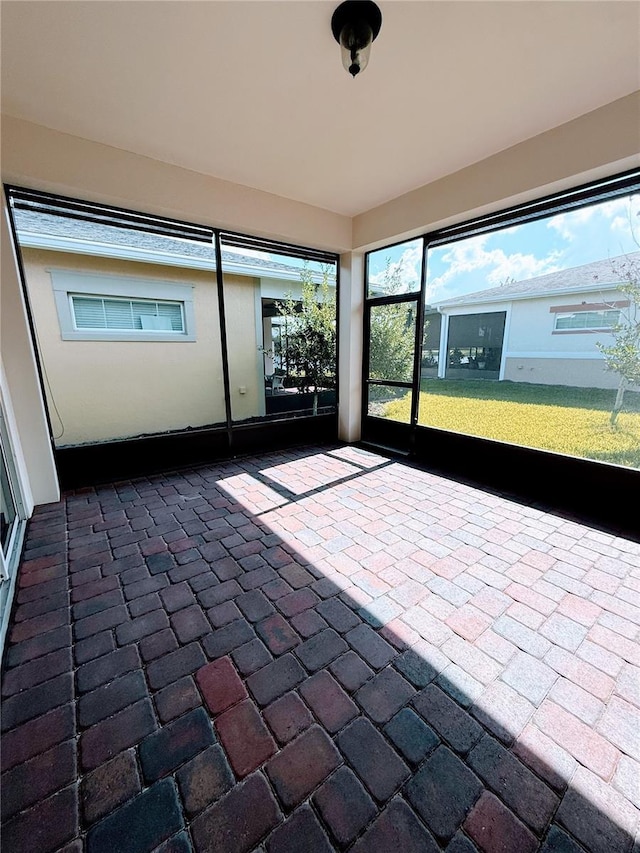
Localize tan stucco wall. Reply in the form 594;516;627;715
224;274;261;422
20;248;261;446
503;357;619;389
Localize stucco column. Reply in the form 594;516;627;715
338;251;364;443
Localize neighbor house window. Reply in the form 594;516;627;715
71;295;185;333
51;270;196;341
554;309;620;331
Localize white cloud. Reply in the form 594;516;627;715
426;234;562;301
547;194;640;243
369;241;422;292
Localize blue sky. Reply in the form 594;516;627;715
368;192;640;303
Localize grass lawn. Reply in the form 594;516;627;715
382;379;640;469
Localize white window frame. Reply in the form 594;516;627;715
553;309;620;333
51;270;196;341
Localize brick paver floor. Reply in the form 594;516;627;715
2;444;639;852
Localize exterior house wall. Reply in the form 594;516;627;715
20;248;261;446
224;273;262;421
439;289;623;389
503;289;620;389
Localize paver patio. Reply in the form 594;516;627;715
1;443;639;853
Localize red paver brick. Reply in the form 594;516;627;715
544;645;615;701
535;700;620;779
596;696;640;761
154;675;202;723
1;739;76;821
589;624;640;665
548;677;605;726
71;576;119;604
445;605;493;642
139;627;179;663
2;785;78;853
1;704;75;772
80;699;156;772
176;744;234;816
247;653;306;707
140;707;215;782
464;791;537;853
215;699;277;777
276;588;320;617
313;765;376;846
513;724;577;792
78;670;148;728
170;604;210;642
236;589;275;622
431;556;467;580
147;642;206;689
345;623;396;669
557;593;602;626
266;724;341;809
81;748;141;824
196;656;247;715
299;671;358;733
263;691;313;744
351;796;439;853
468;734;558;832
337;716;409;802
9;607;70;644
1;646;72;697
556;766;637;853
86;778;183;853
414;684;483;755
256;613;301;655
191;772;281;853
4;625;71;668
354;666;415;723
266;803;333;853
295;627;347;671
290;608;327;638
406;744;482;842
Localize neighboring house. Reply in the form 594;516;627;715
14;209;335;446
426;253;639;389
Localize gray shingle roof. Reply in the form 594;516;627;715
12;209;311;277
437;252;640;307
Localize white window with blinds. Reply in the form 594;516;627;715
50;270;196;341
554;309;620;332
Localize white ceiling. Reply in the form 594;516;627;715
1;1;639;217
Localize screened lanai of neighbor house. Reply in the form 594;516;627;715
1;3;639;853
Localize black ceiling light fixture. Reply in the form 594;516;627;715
331;0;382;78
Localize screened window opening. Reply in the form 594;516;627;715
71;295;185;333
363;172;640;470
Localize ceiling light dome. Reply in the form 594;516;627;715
331;1;382;78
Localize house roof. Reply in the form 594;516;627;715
13;209;332;284
436;252;640;309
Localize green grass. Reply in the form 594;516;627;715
381;379;640;469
